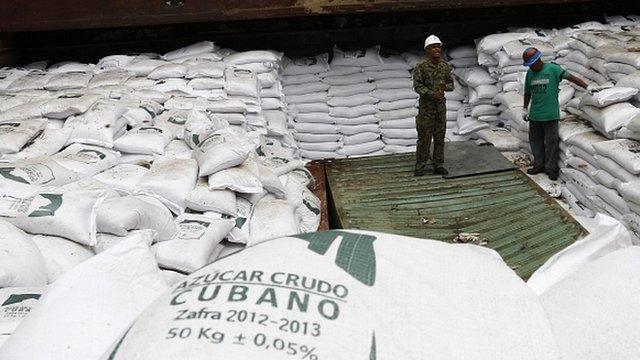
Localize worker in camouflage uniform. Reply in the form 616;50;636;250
412;35;454;176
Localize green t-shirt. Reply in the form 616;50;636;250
524;63;570;121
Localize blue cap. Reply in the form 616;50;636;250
523;48;542;67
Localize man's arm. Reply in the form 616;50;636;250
565;73;589;89
524;94;531;109
523;71;531;109
412;65;437;99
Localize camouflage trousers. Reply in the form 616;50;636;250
415;106;446;172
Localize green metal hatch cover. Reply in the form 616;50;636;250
325;152;586;280
439;141;517;179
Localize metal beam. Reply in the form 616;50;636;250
1;0;607;32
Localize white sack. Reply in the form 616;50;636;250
153;214;235;273
3;189;106;246
540;247;640;360
579;87;638;107
592;139;640;174
44;72;92;90
0;156;80;187
32;235;94;283
582;102;640;133
0;119;47;154
96;195;176;240
208;158;263;194
282;53;330;75
64;100;127;148
331;45;383;67
93;163;149;195
225;67;260;99
0;219;48;287
528;213;632;296
103;229;559;360
186;178;237;216
135;157;198;214
0;233;168;360
148;64;187;80
163;41;216;61
54;143;120;176
192;130;251;176
114;126;172;155
0;286;46;345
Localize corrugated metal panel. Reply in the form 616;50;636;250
326;153;586;279
0;0;608;32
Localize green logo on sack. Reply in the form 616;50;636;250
0;123;20;128
235;217;247;229
80;149;107;159
180;219;210;227
59;93;82;99
140;105;156;117
28;193;63;217
303;199;321;215
293;230;376;286
66;149;107;163
198;133;224;150
167;116;187;125
0;164;55;185
191;134;200;146
139;127;163;134
0;167;29;184
179;219;210;240
2;293;41;306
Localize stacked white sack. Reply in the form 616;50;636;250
0;40;322;295
367;52;415;155
442;46;474;143
327;46;385;158
282;53;337;160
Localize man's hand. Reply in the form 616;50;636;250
521;108;529;122
433;84;445;101
433;89;445;101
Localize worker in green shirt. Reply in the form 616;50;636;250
522;47;593;181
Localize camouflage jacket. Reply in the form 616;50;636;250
412;58;454;108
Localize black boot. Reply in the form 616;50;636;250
434;166;448;175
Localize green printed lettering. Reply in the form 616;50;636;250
171;290;191;305
255;288;278;308
198;285;221;301
287;292;309;313
228;285;248;302
318;299;339;320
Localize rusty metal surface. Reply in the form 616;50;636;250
325;153;586;279
0;0;606;32
306;161;330;231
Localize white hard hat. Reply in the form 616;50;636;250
424;35;442;49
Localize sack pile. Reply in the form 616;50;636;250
0;37;324;329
